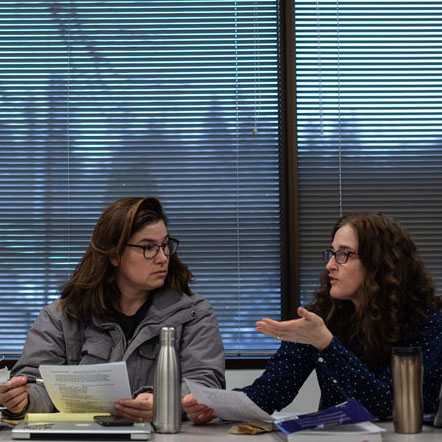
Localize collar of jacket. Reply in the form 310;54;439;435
92;287;197;330
91;288;198;355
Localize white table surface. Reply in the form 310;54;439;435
0;420;441;441
134;421;442;442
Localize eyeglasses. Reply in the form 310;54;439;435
126;238;179;259
322;249;359;265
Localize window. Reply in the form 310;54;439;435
295;1;442;304
0;1;282;357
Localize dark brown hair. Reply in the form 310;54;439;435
59;197;193;321
310;212;442;366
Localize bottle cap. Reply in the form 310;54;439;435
160;326;176;341
392;346;422;356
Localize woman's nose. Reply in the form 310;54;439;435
154;246;168;262
325;256;337;271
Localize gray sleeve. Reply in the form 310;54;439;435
10;302;71;415
179;296;226;395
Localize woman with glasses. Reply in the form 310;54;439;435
0;197;225;422
186;212;442;424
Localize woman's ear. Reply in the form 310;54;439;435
109;254;119;267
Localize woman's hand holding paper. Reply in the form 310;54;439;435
0;376;30;414
114;392;153;422
182;393;216;425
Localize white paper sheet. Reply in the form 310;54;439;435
0;366;10;385
39;361;132;413
184;378;274;422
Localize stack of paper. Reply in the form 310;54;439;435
274;421;384;442
274;399;385;442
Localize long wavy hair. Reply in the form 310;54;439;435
59;197;193;322
309;212;442;367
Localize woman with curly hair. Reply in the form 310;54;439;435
186;212;442;423
0;197;225;422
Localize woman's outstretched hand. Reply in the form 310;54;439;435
256;306;333;351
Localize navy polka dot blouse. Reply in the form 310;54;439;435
241;310;442;420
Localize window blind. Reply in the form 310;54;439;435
295;1;442;304
0;1;281;356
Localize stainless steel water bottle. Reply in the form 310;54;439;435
391;346;423;433
153;326;182;433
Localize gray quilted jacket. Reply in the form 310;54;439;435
10;288;225;415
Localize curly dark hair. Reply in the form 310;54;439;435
59;197;193;322
309;212;442;367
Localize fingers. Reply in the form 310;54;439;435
182;394;208;414
182;394;215;425
297;306;318;321
6;394;29;414
115;393;216;424
0;376;28;392
255;309;331;349
0;376;30;414
255;322;275;338
256;318;290;340
257;318;279;326
187;408;216;425
114;405;152;422
256;310;322;342
182;393;197;407
115;393;154;422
